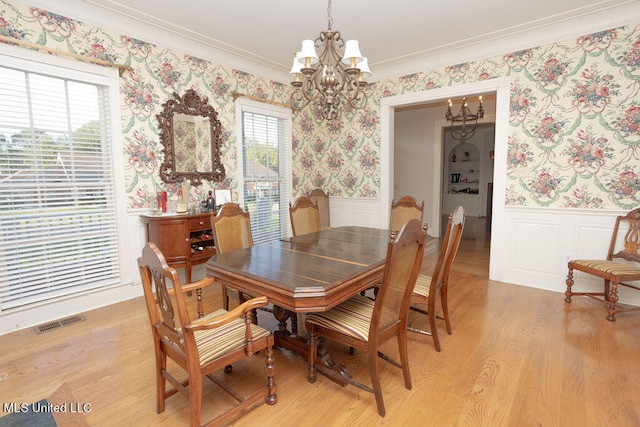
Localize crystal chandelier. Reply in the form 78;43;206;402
289;0;371;120
446;97;484;140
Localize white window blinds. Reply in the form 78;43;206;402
238;102;291;245
0;63;121;310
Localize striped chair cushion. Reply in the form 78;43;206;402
306;294;397;342
412;274;432;298
572;259;640;277
191;309;271;366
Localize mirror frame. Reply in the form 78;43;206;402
157;89;226;186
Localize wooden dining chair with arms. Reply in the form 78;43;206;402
389;195;424;232
305;219;427;417
138;242;277;427
565;207;640;321
211;202;255;311
308;188;330;230
408;205;465;352
289;195;321;236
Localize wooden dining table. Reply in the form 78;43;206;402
205;225;435;382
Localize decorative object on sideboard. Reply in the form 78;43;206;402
204;190;216;212
176;188;187;213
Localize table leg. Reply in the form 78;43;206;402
272;305;351;386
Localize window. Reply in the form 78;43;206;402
0;53;125;310
236;98;292;244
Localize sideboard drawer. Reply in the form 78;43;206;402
190;216;211;232
141;212;216;282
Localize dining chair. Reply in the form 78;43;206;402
357;195;425;300
409;205;465;352
308;188;331;230
389;195;424;232
289;195;321;236
565;207;640;321
138;242;277;427
305;219;427;417
211;202;255;310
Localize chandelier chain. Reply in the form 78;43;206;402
327;0;333;30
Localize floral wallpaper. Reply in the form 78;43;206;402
173;117;212;173
173;119;197;172
1;0;639;210
307;26;640;209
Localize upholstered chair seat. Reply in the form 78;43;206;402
189;308;273;366
306;295;397;342
411;274;433;299
568;259;640;276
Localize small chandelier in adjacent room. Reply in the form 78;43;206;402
446;96;484;140
289;0;371;120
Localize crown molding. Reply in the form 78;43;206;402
371;1;640;81
23;0;640;84
26;0;290;83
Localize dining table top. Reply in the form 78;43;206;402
205;226;435;313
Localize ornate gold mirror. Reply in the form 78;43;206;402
157;89;226;186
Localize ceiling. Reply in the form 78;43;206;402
37;0;640;81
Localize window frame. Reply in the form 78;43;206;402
0;43;133;313
234;97;292;243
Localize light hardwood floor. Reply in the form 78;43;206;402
2;221;640;426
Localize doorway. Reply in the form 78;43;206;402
442;123;495;237
379;78;510;281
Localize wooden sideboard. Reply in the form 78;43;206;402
140;212;216;283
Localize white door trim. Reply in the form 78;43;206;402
380;77;510;280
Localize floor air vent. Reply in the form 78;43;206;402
34;314;86;334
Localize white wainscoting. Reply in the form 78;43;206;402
495;207;640;307
329;197;384;228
